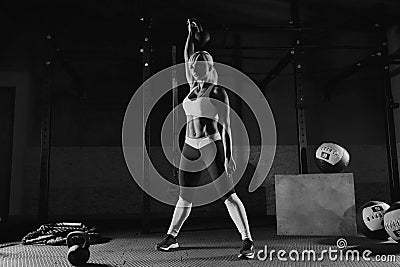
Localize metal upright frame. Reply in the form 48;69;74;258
171;46;179;185
375;4;400;202
38;34;55;221
141;17;152;233
257;0;309;173
291;0;308;174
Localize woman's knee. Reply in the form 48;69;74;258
178;189;195;205
177;195;193;207
220;190;236;202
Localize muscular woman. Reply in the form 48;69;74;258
155;19;255;259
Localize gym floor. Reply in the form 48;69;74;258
1;224;400;267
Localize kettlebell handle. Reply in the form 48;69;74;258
66;231;90;249
188;18;203;32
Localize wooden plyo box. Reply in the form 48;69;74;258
275;173;357;236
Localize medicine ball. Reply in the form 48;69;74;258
383;201;400;243
315;143;350;173
356;201;390;240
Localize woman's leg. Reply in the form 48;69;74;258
167;195;192;237
223;193;253;241
166;143;204;237
201;140;252;241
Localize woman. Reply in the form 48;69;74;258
155;19;255;259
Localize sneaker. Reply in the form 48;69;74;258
155;234;179;251
238;238;255;259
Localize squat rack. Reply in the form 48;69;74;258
37;1;400;227
137;0;400;218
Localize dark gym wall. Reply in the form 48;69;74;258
0;7;47;219
0;87;15;222
0;72;38;218
1;1;398;221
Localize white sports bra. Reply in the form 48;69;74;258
182;84;219;119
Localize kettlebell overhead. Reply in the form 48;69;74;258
188;18;211;48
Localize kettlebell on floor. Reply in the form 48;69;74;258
66;231;90;266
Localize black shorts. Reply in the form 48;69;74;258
178;139;236;202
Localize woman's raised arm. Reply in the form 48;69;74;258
184;19;196;85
